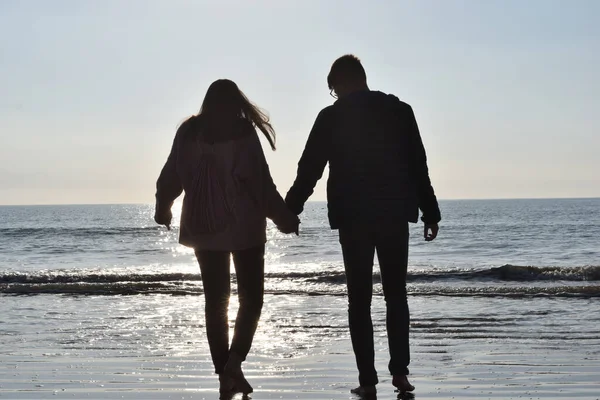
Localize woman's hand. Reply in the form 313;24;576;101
154;209;172;230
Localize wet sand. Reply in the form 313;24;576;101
2;348;598;399
1;295;599;399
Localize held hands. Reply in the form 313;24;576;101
424;223;439;241
277;215;300;235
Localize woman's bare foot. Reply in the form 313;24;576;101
218;374;235;394
224;352;253;394
392;375;415;393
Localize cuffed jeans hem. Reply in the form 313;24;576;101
359;373;379;387
389;366;410;376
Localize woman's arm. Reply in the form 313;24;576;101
154;126;186;226
241;131;299;233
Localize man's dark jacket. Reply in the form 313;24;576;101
285;90;441;229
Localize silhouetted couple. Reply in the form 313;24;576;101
154;54;441;398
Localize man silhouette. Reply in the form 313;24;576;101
285;54;441;395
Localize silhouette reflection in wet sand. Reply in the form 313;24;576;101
351;390;416;400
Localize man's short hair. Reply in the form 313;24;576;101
327;54;367;90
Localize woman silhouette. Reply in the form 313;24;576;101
154;79;299;395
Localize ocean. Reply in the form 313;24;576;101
2;199;599;297
1;199;599;399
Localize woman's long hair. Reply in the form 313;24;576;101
192;79;276;150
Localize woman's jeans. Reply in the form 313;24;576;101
195;244;265;374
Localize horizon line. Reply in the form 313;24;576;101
1;196;599;207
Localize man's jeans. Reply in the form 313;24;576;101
339;222;410;386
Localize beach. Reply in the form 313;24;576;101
1;200;599;399
2;294;598;400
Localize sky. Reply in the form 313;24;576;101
0;0;599;205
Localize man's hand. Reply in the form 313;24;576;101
424;223;438;241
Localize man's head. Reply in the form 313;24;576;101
327;54;368;99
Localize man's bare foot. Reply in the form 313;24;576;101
392;375;415;393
